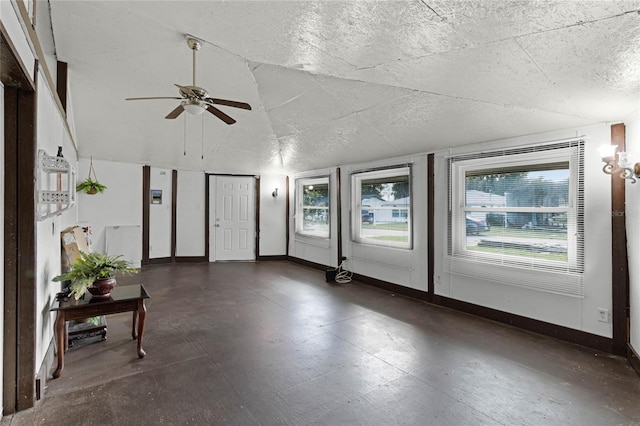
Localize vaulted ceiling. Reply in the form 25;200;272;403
49;1;640;174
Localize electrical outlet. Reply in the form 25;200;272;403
597;308;610;323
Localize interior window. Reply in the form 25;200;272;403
352;166;412;249
447;141;585;296
295;177;330;238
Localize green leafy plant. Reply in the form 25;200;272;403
76;177;107;194
53;252;137;299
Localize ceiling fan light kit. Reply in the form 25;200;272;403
183;100;206;115
125;36;251;124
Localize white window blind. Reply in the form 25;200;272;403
446;139;585;297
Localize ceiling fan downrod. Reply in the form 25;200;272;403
186;37;201;87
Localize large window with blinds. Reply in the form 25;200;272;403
447;140;585;296
295;176;330;238
352;166;412;249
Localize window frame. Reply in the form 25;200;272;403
294;176;331;239
351;165;413;249
447;140;585;296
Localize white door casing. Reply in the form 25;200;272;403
209;175;256;261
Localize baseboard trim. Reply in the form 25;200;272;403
287;256;328;271
628;343;640;378
257;255;288;261
351;272;430;302
175;256;207;263
143;257;172;265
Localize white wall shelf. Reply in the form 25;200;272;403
37;149;76;220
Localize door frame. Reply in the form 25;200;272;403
2;28;38;413
205;174;260;261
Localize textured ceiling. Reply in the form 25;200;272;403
48;1;640;174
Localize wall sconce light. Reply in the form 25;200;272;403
272;188;278;198
599;145;640;184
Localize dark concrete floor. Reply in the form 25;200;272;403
3;261;640;425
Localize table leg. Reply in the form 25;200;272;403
132;309;138;340
136;299;147;358
64;322;69;352
52;311;66;378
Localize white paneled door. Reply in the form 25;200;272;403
209;175;256;261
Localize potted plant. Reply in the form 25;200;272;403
53;252;137;299
77;157;106;194
76;177;107;194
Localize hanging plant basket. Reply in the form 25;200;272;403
76;157;107;195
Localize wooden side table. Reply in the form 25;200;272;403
51;284;150;379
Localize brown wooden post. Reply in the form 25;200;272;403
611;123;630;356
56;61;67;114
285;175;290;257
3;85;19;415
204;174;210;261
255;176;261;259
336;167;342;265
171;170;177;261
427;154;435;302
2;26;38;414
15;75;37;412
142;166;151;265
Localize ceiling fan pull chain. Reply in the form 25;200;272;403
183;114;187;156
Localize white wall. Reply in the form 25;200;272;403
35;68;79;378
434;124;613;337
340;156;429;289
77;159;142;257
260;174;287;256
626;114;640;356
176;170;205;257
289;169;338;265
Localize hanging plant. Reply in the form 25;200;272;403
76;157;107;194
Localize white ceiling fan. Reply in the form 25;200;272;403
125;36;251;125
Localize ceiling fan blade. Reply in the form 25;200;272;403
165;105;185;119
126;96;182;101
206;98;252;110
206;105;236;125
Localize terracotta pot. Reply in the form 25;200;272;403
88;277;117;298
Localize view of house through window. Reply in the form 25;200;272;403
296;177;329;238
449;142;584;283
464;164;570;262
352;166;411;248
